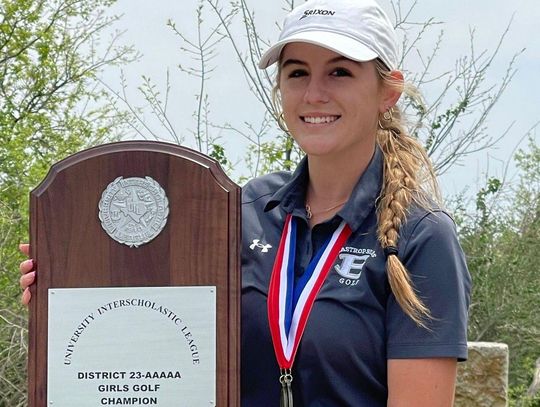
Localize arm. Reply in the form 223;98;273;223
387;358;457;407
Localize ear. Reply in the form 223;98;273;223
379;70;404;113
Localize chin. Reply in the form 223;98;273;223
296;142;339;158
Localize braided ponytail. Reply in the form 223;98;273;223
375;60;441;327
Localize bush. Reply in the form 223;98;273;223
455;138;540;398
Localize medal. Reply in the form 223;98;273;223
279;368;293;407
268;214;351;406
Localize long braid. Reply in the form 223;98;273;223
375;61;441;327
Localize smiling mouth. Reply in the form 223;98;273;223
301;115;340;124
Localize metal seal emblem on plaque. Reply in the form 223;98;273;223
98;176;169;248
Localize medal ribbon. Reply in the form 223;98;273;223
268;214;352;369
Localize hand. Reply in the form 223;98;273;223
19;243;35;305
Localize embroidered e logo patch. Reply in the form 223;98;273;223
334;247;376;286
335;254;369;279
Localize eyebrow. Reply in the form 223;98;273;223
281;55;354;68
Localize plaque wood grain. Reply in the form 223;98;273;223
28;141;241;406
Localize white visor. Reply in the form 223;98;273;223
258;30;378;69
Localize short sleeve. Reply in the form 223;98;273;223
386;211;471;361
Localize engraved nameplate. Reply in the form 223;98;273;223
47;287;216;406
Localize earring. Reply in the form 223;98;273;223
378;107;395;131
383;107;393;122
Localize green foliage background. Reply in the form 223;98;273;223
455;139;540;404
0;0;133;403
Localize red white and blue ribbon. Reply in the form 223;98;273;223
268;214;352;369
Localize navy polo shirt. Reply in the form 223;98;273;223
241;148;471;406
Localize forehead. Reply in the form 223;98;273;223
280;42;356;65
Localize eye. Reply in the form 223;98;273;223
331;68;352;77
287;69;308;78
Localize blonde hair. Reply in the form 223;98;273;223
375;59;441;327
271;57;441;327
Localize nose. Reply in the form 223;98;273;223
303;77;329;104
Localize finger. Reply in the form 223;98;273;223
21;287;32;306
19;259;35;275
19;243;30;256
20;271;36;290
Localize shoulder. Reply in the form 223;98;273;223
397;207;468;281
399;208;458;255
242;171;292;204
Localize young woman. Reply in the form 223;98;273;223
21;0;471;405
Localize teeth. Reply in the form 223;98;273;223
303;116;338;124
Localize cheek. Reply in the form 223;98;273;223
354;86;384;115
346;96;381;130
279;89;298;119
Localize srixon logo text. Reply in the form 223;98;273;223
300;9;336;20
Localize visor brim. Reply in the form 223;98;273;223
258;30;379;69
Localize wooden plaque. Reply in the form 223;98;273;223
28;141;241;406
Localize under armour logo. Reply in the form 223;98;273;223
250;239;272;253
334;254;370;280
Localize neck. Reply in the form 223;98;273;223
305;143;376;224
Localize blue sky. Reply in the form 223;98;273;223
100;0;539;198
